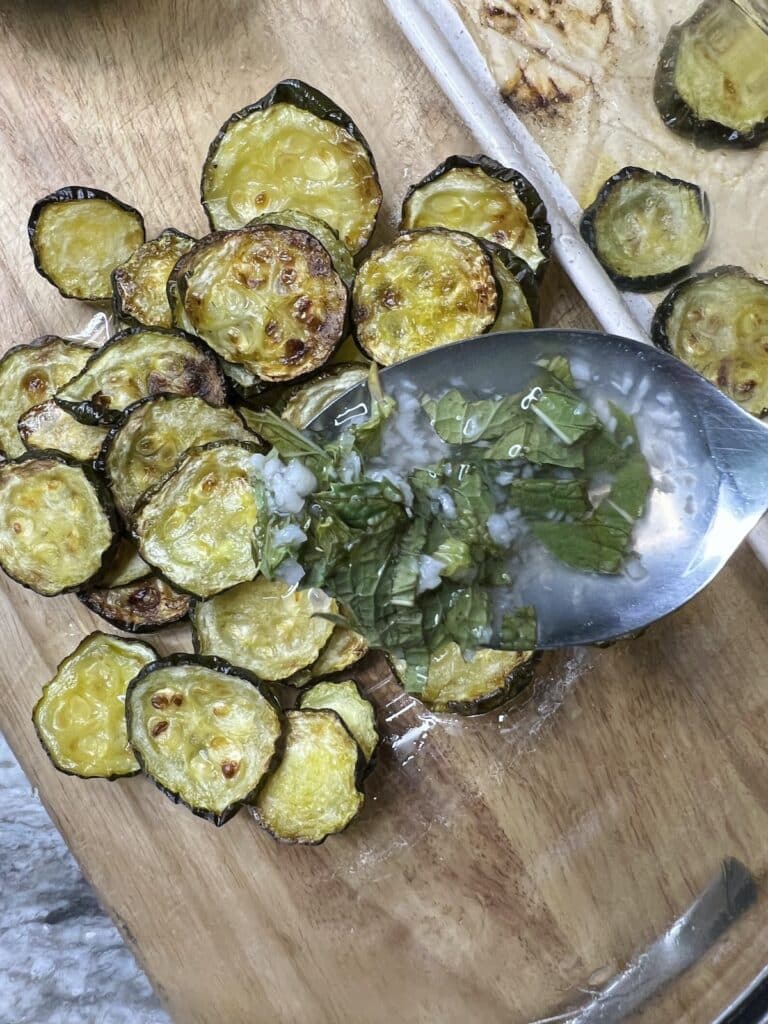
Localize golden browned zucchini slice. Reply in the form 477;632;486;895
112;228;196;329
94;535;151;587
18;400;109;462
250;209;355;288
254;709;364;844
55;327;227;424
278;363;370;428
133;441;262;598
298;680;378;763
28;187;145;301
311;626;369;678
167;226;347;382
201;79;382;253
580;168;710;291
418;642;535;715
101;395;258;519
80;575;192;633
126;654;284;825
352;229;498;365
33;632;157;779
192;578;337;680
401;155;551;273
0;336;93;458
652;265;768;417
485;242;538;330
655;0;768;148
0;454;117;595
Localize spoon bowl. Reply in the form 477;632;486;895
308;329;768;648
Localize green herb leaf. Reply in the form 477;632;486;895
242;408;329;462
506;478;590;518
499;606;537;650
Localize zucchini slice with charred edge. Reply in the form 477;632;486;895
80;575;192;633
33;632;157;779
401;155;551;274
0;453;117;596
249;209;355;288
652;265;768;417
19;400;109;462
126;654;284;826
201;79;382;253
28;187;145;300
0;336;93;459
298;680;379;763
94;536;151;588
167;226;347;382
580;167;710;291
55;327;227;424
192;578;337;680
101;395;258;520
405;642;536;715
112;228;196;329
254;709;364;844
220;361;272;404
311;626;370;678
655;0;768;148
133;440;263;598
251;362;370;429
484;241;538;330
352;229;499;365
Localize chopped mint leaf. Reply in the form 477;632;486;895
242;408;329;462
531;518;633;574
431;537;472;579
506;478;590;519
499;606;537;650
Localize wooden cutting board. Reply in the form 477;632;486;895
0;2;766;1022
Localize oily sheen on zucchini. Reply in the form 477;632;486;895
0;454;117;595
310;627;370;677
192;578;337;680
401;155;551;274
28;187;145;301
126;655;283;826
201;79;382;253
0;336;93;459
298;680;379;763
168;225;347;382
268;363;370;429
484;242;538;330
249;209;355;288
352;229;498;365
33;632;156;779
55;328;227;423
112;228;196;329
417;643;536;715
80;575;192;633
652;265;768;417
18;400;108;462
580;167;710;291
101;395;257;519
133;441;263;598
254;709;364;844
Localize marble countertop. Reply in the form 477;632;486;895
0;736;170;1024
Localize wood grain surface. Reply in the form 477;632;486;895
0;2;766;1023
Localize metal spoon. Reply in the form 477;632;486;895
308;329;768;649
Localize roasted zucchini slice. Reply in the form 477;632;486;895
417;642;535;715
580;167;710;291
298;680;378;763
33;632;156;779
352;229;498;365
201;79;382;253
102;395;257;519
55;327;227;424
167;226;347;382
19;400;109;462
401;155;551;274
652;265;768;417
311;626;370;678
0;454;117;596
0;336;93;458
250;209;355;288
254;709;364;844
655;0;768;148
126;654;284;825
485;241;538;330
112;228;196;329
28;187;145;301
133;441;262;598
80;574;192;633
220;361;271;404
94;535;151;587
192;578;337;680
279;363;370;428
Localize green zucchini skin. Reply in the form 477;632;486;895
112;227;196;329
54;326;228;425
0;451;120;597
79;575;193;633
480;239;539;328
125;653;286;826
401;154;551;276
28;186;146;301
200;79;382;252
579;167;710;292
654;10;768;149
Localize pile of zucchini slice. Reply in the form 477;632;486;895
18;79;551;840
